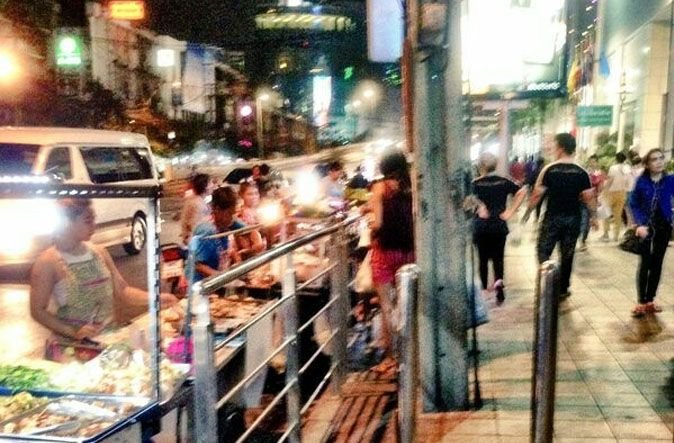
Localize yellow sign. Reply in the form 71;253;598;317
109;1;145;20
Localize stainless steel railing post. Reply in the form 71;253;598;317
396;264;419;443
282;253;301;443
146;194;162;402
329;225;349;392
530;261;559;443
193;283;218;443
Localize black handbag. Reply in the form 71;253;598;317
619;227;643;255
620;181;660;255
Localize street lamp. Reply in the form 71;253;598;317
256;92;270;159
0;51;19;83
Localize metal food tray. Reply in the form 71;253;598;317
0;394;155;442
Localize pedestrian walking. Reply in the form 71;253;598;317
509;156;526;185
601;152;631;241
628;148;674;317
521;156;545;223
529;133;595;299
470;153;527;303
579;154;604;251
179;173;212;248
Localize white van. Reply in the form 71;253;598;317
0;127;159;265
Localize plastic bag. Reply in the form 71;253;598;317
597;197;611;220
467;278;490;328
354;251;374;293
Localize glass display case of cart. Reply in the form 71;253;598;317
0;177;187;442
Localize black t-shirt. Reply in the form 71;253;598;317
539;162;591;218
472;174;520;234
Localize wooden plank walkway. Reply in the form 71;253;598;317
321;370;398;443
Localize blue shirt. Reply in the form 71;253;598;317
629;174;674;226
191;219;246;281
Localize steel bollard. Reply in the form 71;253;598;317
396;264;419;443
530;261;559;443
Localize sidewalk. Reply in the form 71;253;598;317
417;222;674;442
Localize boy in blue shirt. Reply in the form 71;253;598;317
192;186;245;281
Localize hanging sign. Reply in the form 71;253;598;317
577;106;613;127
109;1;146;20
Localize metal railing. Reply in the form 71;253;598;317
530;261;559;443
192;215;358;443
396;264;419;443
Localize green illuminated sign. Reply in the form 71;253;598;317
344;66;354;80
56;35;82;67
577;106;613;127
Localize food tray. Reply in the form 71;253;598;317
0;394;154;442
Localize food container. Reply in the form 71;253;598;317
0;395;152;442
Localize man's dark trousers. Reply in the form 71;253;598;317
537;214;581;294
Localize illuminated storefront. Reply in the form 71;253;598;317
594;0;674;155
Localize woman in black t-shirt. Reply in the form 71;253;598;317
470;153;527;303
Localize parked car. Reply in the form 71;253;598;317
0;127;159;266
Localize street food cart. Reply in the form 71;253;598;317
0;178;178;442
0;176;362;442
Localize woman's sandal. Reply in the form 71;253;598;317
646;302;663;313
631;304;648;318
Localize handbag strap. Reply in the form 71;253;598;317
647;181;661;226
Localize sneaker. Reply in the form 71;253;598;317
559;290;572;300
494;279;505;304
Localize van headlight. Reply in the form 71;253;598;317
0;199;61;257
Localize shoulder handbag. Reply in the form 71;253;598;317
619;182;659;255
619;228;642;255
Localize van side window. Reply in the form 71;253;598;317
45;147;72;179
0;143;40;174
80;147;153;183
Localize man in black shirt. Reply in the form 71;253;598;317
530;133;595;298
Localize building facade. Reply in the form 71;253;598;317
594;0;674;156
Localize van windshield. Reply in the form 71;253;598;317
0;143;40;175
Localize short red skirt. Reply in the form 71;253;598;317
370;245;415;285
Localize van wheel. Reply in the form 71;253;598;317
124;215;147;255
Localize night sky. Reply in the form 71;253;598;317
147;0;260;48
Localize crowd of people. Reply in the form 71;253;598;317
480;134;673;319
28;141;671;369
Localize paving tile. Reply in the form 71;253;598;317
555;439;618;443
591;393;652;408
553;405;605;421
440;436;499;443
555;392;599;407
599;406;666;422
443;418;498;435
585;381;643;396
617;439;673;443
553;419;615;438
495;419;530;436
499;437;536;443
580;368;631;382
607;419;673;440
624;370;670;383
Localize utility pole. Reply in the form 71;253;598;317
406;0;469;410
